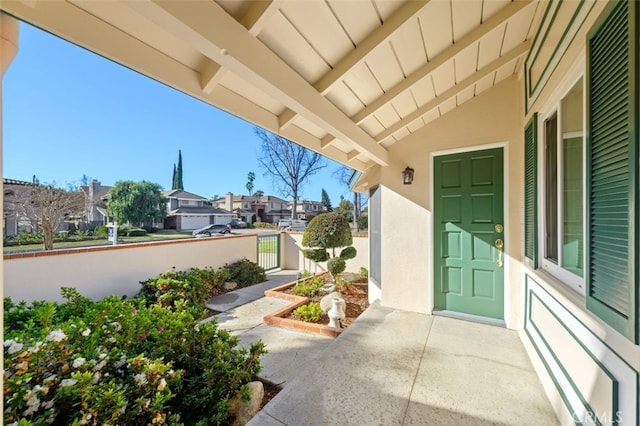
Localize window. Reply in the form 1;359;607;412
541;79;585;291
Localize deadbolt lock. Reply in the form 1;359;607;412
495;224;503;233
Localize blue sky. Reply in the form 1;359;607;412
2;22;351;205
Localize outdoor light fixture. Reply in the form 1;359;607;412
402;167;414;185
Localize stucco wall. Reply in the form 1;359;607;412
371;76;523;323
282;232;369;275
4;235;257;303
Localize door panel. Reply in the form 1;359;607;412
434;148;504;319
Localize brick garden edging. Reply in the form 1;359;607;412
263;281;344;338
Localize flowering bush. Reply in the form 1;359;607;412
4;287;266;425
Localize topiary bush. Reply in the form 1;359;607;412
301;213;357;280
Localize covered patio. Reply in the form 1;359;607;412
2;1;638;424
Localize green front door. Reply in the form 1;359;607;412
434;148;504;319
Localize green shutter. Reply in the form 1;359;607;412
586;0;638;343
524;114;538;267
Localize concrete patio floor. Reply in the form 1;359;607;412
208;271;558;425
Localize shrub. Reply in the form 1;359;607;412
138;267;229;311
301;213;357;280
253;222;277;229
4;288;266;425
126;228;147;237
359;267;369;278
94;225;109;237
225;258;266;287
294;302;323;322
357;215;368;231
327;257;346;277
293;276;326;297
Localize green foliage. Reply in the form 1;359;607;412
253;222;277;229
321;189;333;212
4;286;266;425
94;225;108;237
327;257;346;277
301;213;357;280
339;246;357;260
302;248;329;263
138;267;229;311
107;180;167;226
302;213;352;250
293;276;326;297
172;150;184;190
225;258;266;287
126;228;147;237
359;267;369;278
334;199;354;222
246;171;255;195
294;302;323;322
357;215;368;231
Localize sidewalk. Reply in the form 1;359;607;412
207;271;558;425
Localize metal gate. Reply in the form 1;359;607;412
257;234;280;271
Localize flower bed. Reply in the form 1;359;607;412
263;273;369;338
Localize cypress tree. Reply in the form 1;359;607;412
171;164;178;190
176;150;184;190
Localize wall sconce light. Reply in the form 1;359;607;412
402;167;414;185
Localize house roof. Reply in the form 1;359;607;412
3;1;543;189
3;178;34;186
169;206;234;215
162;189;208;200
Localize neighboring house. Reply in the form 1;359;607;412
213;192;291;224
4;2;640;424
3;178;34;237
163;189;235;230
79;179;111;228
292;200;326;221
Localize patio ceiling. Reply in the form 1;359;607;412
2;0;543;173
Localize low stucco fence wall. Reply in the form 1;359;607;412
4;234;257;303
4;232;370;304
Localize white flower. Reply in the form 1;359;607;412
98;353;107;359
113;355;127;369
81;328;91;337
44;399;54;409
4;339;15;347
60;379;77;387
157;378;167;391
28;341;43;353
44;374;57;383
72;357;86;368
107;337;117;344
6;341;24;354
94;360;106;371
134;373;147;387
110;321;122;331
91;372;101;384
46;329;67;342
23;390;40;416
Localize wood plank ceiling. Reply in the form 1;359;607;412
1;0;543;173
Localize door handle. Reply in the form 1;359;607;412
495;238;504;267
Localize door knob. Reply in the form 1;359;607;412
495;238;504;267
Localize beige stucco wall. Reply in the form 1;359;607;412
370;76;524;324
282;232;369;276
4;235;257;303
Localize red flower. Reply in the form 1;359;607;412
160;284;168;291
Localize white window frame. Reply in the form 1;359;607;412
538;72;586;296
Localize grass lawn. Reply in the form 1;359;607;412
3;230;194;254
258;236;279;254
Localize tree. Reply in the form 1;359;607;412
334;199;354;221
172;150;184;190
333;166;368;231
321;189;333;212
255;128;326;219
11;183;85;250
302;213;356;280
246;171;255;195
107;181;167;226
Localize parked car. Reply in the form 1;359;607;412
277;219;307;231
228;219;248;229
192;224;230;237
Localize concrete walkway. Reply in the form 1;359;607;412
208;271;558;425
